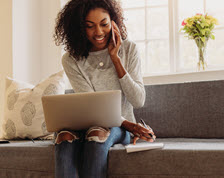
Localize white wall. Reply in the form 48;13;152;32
13;0;61;85
0;0;13;136
40;0;62;81
13;0;41;84
60;0;69;8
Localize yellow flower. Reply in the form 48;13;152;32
212;18;219;25
185;18;193;27
205;15;219;25
205;19;211;25
205;15;213;20
194;15;201;19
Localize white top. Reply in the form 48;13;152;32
62;39;145;123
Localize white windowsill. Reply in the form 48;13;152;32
143;69;224;85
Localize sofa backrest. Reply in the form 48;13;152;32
134;80;224;138
65;80;224;138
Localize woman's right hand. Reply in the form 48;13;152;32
108;21;122;60
121;120;156;145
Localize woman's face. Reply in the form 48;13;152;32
85;8;112;52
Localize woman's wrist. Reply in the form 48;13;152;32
121;120;135;133
110;56;126;78
110;55;120;64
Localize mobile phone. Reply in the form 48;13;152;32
111;24;116;47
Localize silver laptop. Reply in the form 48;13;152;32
41;90;122;132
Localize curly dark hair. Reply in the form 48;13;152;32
54;0;127;60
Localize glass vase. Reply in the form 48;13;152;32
195;38;208;71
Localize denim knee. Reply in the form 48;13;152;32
85;126;110;143
55;130;80;144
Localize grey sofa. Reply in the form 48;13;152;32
1;80;224;178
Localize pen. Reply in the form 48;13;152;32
140;119;154;140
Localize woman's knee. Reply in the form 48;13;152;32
85;126;110;143
122;130;131;145
55;130;80;144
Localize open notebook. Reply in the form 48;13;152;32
125;142;164;153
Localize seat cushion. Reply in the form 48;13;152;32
108;138;224;177
0;140;54;177
2;139;224;178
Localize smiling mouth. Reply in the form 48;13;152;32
95;36;105;40
94;36;106;44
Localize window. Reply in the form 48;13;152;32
120;0;224;76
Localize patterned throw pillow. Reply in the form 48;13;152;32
1;70;65;140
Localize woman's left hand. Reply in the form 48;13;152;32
108;20;122;61
121;120;156;145
132;123;156;145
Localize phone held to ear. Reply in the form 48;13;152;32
111;24;116;47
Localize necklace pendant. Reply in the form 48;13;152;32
99;62;104;67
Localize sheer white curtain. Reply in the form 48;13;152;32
12;0;62;85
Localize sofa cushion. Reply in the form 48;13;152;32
108;138;224;177
0;140;55;177
134;80;224;138
2;70;65;140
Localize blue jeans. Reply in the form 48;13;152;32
55;127;130;178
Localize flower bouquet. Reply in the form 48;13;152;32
180;13;219;70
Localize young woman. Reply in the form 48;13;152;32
54;0;156;177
